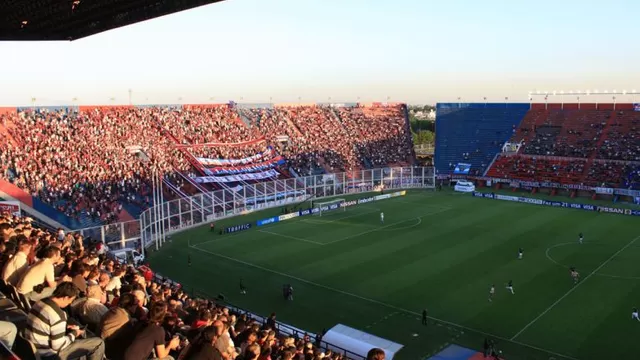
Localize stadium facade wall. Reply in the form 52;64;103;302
434;102;529;176
0;178;72;230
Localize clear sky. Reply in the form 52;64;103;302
1;0;639;106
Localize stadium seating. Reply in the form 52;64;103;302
434;103;530;176
480;105;640;189
0;103;412;228
0;212;344;360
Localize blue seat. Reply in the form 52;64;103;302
435;103;529;176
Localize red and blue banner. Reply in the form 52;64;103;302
203;156;285;176
196;147;274;167
195;169;280;183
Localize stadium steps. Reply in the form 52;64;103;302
237;109;253;128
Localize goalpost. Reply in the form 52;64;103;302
313;198;346;216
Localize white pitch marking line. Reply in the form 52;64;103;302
512;234;640;341
257;229;324;245
379;217;422;232
324;207;452;245
305;208;381;224
189;243;579;360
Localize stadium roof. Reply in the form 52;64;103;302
0;0;224;41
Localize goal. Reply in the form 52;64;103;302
313;198;346;216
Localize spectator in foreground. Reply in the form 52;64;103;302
17;245;70;301
25;282;105;360
0;320;17;350
367;348;385;360
124;300;180;360
181;325;223;360
99;292;139;359
1;235;32;286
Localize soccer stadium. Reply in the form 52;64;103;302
1;1;639;360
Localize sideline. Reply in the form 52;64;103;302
189;243;579;360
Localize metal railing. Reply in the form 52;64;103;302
76;167;436;252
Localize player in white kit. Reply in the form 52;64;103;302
380;212;384;224
633;308;640;321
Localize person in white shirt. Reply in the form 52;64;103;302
2;237;32;286
104;268;125;294
633;308;640;321
380;212;384;224
17;246;69;301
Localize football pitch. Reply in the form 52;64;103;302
147;189;640;360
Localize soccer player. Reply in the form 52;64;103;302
633;308;640;321
488;284;495;302
240;278;247;295
518;248;523;260
570;267;580;284
506;280;514;294
188;254;191;267
578;232;583;244
422;309;428;326
380;212;384;224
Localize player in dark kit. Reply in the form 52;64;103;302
422;309;428;325
578;232;583;244
188;254;191;267
240;278;247;294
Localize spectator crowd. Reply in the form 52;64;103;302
494;109;640;189
0;211;364;360
0;104;413;225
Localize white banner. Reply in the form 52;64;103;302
595;187;614;195
195;169;279;183
197;148;273;167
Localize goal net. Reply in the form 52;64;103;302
313;198;346;216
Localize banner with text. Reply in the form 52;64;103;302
197;147;274;167
203;156;285;176
195;169;279;183
471;191;640;216
0;201;21;216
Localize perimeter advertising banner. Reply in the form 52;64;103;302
0;201;21;216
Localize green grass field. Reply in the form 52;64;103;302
147;189;640;360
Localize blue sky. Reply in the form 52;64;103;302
1;0;639;105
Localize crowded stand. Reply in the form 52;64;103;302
0;211;357;360
486;156;586;184
481;106;640;190
0;103;413;226
596;111;640;161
